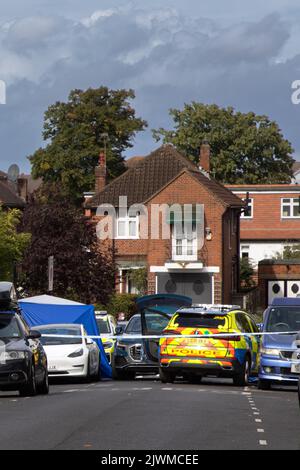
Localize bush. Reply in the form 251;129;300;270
95;293;138;321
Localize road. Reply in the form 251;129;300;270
0;377;299;450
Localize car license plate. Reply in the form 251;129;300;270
49;365;57;371
291;351;300;374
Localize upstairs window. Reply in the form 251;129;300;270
241;198;253;218
116;210;139;239
172;223;198;261
281;198;300;218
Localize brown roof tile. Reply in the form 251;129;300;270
86;144;243;209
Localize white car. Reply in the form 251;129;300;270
33;324;100;381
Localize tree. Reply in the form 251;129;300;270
29;87;147;202
0;207;30;281
240;257;256;289
274;244;300;260
128;268;148;295
19;185;116;304
153;103;294;184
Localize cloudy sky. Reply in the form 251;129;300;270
1;0;300;172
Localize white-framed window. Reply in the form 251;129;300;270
281;198;300;218
241;198;253;218
241;245;250;259
116;210;139;239
172;223;198;261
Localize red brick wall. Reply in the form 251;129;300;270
233;191;300;240
258;262;300;307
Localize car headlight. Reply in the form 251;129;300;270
103;341;114;349
2;351;26;361
261;347;281;357
68;348;84;358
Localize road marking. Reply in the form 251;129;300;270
255;419;262;423
162;387;173;391
257;429;265;433
253;412;260;415
259;440;268;446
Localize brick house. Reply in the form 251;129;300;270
0;170;26;209
85;144;244;304
226;184;300;267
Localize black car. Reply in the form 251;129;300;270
112;294;191;380
0;283;49;396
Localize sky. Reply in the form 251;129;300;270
1;0;300;172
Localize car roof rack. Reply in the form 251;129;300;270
178;304;241;314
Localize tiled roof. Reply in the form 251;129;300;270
0;180;25;208
293;162;300;174
86;144;243;209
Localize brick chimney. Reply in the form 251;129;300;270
95;150;106;193
199;141;210;175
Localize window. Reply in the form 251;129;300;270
235;313;252;333
241;245;250;259
241;198;253;218
172;223;197;261
116;210;139;238
281;198;300;218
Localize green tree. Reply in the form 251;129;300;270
0;207;31;281
128;268;148;295
29;87;147;202
153;103;294;184
20;185;116;304
240;257;256;289
274;244;300;260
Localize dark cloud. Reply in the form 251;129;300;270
0;5;299;172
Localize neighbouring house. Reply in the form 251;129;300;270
0;169;42;209
227;184;300;268
292;162;300;183
85;144;244;304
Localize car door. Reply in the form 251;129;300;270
141;310;171;363
84;327;98;373
246;315;260;372
235;312;258;372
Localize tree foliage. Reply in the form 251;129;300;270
240;257;256;289
274;244;300;260
20;185;116;304
29;87;147;202
0;207;31;281
153;103;294;184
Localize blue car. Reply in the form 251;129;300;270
258;298;300;390
112;294;191;380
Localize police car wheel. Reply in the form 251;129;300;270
37;371;49;395
159;368;175;384
233;357;251;387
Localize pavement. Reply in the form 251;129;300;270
0;377;299;450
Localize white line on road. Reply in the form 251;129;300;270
259;440;268;446
257;429;265;433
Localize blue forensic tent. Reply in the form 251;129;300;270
19;294;112;378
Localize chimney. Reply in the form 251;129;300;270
199;141;210;175
95;150;106;193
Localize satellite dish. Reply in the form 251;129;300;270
7;164;20;183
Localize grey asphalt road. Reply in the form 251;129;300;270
0;377;299;450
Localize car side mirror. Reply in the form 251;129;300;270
256;323;263;332
85;337;94;345
27;330;41;340
115;326;124;335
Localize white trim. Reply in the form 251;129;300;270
150;265;220;273
231;190;300;195
212;274;215;303
155;275;158;294
119;269;122;294
241;198;253;219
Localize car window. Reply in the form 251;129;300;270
172;313;229;329
0;315;22;339
143;312;170;333
265;307;300;332
235;313;252;333
125;316;141;334
37;326;83;346
96;317;111;334
246;315;259;333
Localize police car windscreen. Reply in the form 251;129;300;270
175;313;227;329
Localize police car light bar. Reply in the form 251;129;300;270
189;304;241;311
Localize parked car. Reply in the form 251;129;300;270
95;311;117;364
112;294;192;380
159;304;260;385
0;311;49;396
33;324;100;381
258;298;300;389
